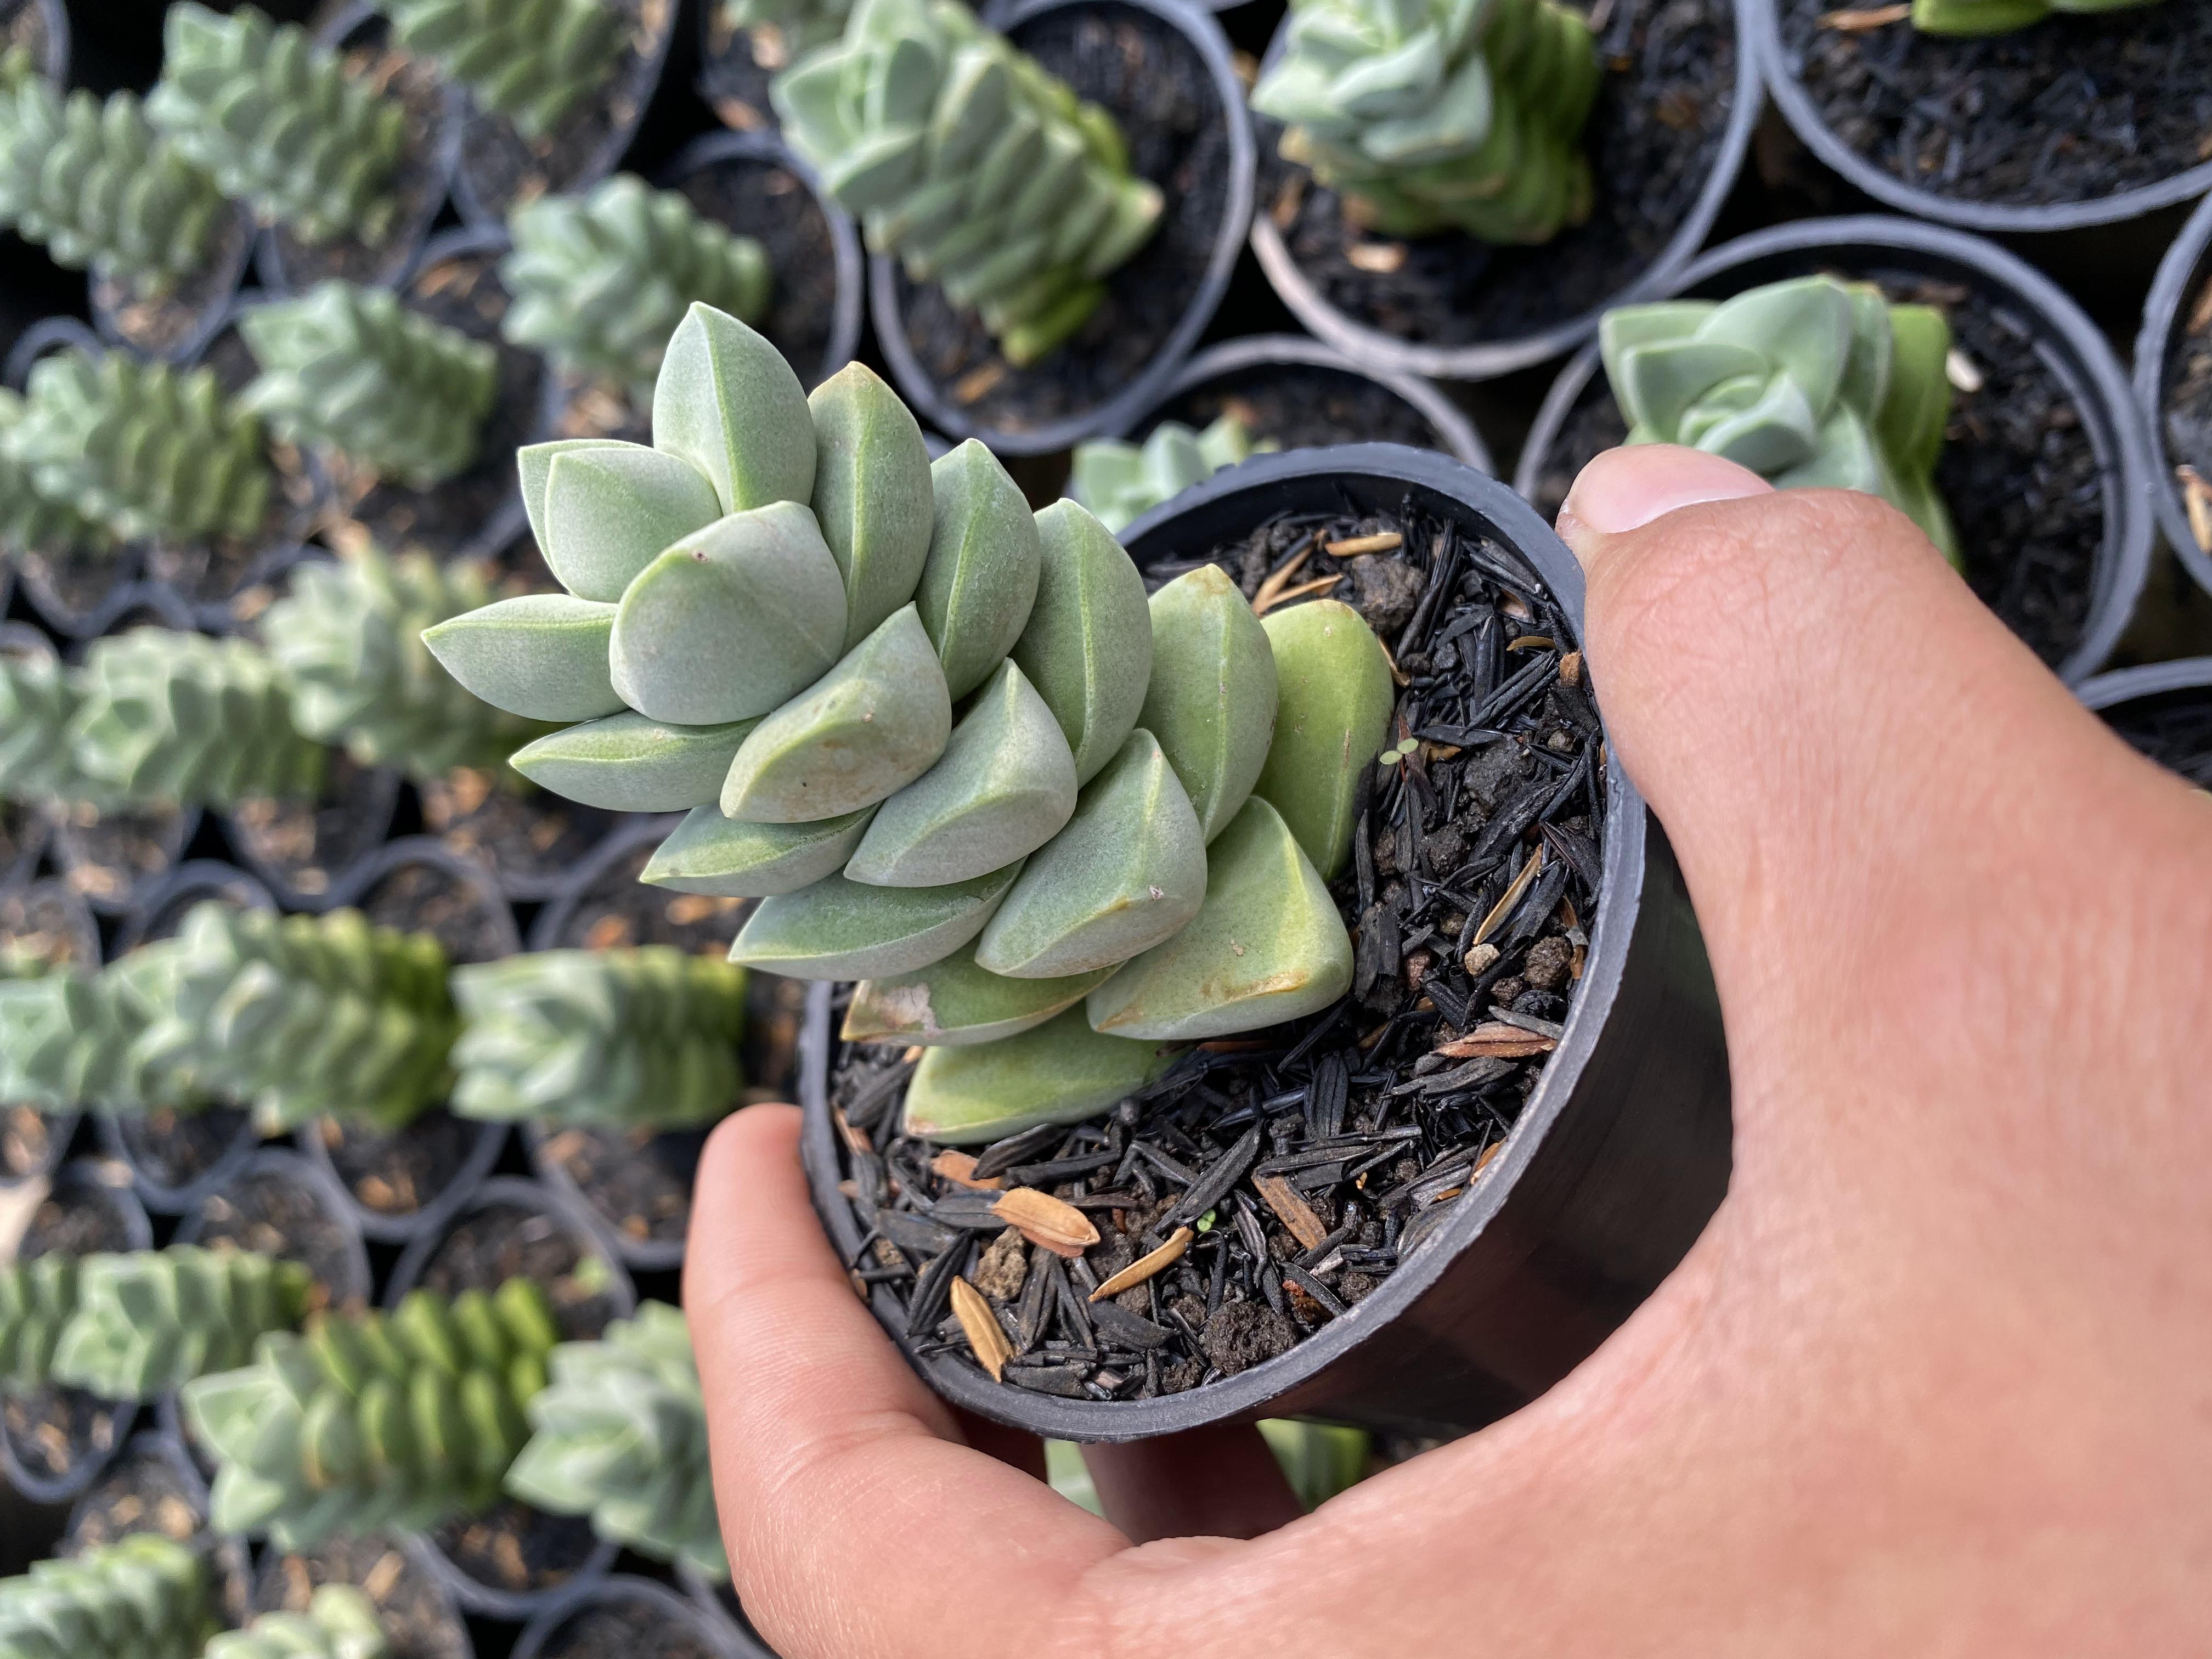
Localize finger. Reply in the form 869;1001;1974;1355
1081;1425;1304;1543
687;1104;1127;1659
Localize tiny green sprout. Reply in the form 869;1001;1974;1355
1378;736;1420;769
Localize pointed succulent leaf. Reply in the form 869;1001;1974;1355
1010;499;1152;785
1251;599;1395;880
974;727;1204;979
1136;564;1278;843
651;302;816;514
639;804;876;898
0;635;93;803
844;948;1112;1046
726;859;1022;979
808;362;935;651
377;0;624;138
719;603;951;822
900;1004;1174;1144
421;594;624;723
204;1584;388;1659
915;441;1041;698
531;441;724;602
1087;796;1352;1040
511;712;758;811
49;1246;312;1401
0;1533;211;1659
0;1254;78;1391
609;501;848;725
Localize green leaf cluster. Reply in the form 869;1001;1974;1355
0;949;207;1116
0;1256;77;1392
0;390;115;557
1066;413;1274;535
0;637;93;806
375;0;624;138
0;1533;212;1659
1911;0;2164;31
204;1585;388;1659
46;1246;312;1403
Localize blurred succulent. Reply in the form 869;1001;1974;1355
5;348;270;544
502;173;774;404
1066;414;1274;534
49;1246;313;1402
0;72;227;291
0;391;115;556
0;949;207;1115
376;0;624;138
263;546;555;781
0;44;34;90
1911;0;2164;30
775;0;1162;365
240;282;500;489
450;947;748;1130
719;0;854;56
0;639;89;805
184;1278;558;1549
204;1585;388;1659
129;902;459;1133
504;1302;726;1579
0;1256;77;1392
69;629;325;809
1250;0;1598;243
1599;273;1959;565
0;1533;212;1659
148;3;406;245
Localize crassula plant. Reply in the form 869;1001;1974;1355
374;0;624;138
1911;0;2164;31
0;949;200;1117
1250;0;1599;243
205;1585;387;1659
0;642;92;806
0;390;113;558
0;1533;212;1659
0;1255;76;1391
1067;413;1273;535
1599;273;1959;564
502;173;775;404
29;1246;313;1402
240;281;500;490
148;3;407;245
774;0;1163;364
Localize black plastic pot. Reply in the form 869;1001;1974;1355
0;873;98;1191
249;1531;477;1659
221;763;406;916
253;2;462;298
2134;190;2212;602
673;1562;778;1659
869;0;1255;456
800;442;1731;1441
1247;0;1760;382
0;1158;153;1504
449;0;678;227
1752;0;2212;234
61;1429;255;1632
2075;656;2212;788
1514;216;2155;687
88;206;257;368
516;1576;769;1659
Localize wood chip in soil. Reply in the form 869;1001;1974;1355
193;1165;359;1312
252;1534;471;1659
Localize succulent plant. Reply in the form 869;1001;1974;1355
1599;273;1960;565
0;1533;212;1659
719;0;856;57
375;0;624;138
502;173;774;404
449;948;748;1130
240;282;500;489
1911;0;2164;30
774;0;1163;365
205;1585;388;1659
0;1255;77;1392
69;629;325;809
49;1246;313;1402
1250;0;1599;243
183;1278;558;1549
148;3;407;245
0;71;228;292
128;902;459;1133
0;392;115;557
1067;414;1274;535
5;348;270;544
0;950;206;1116
0;640;89;805
504;1302;726;1579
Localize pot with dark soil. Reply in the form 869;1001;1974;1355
2134;189;2212;605
61;1429;253;1632
0;1159;151;1502
250;1532;476;1659
1248;0;1759;381
0;876;98;1189
385;1177;637;1617
1755;0;2212;233
516;1576;769;1659
1516;216;2155;686
2077;656;2212;788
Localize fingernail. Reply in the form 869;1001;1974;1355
1558;445;1773;559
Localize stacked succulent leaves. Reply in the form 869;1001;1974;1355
205;1586;389;1659
1068;414;1274;534
0;1533;213;1659
374;0;624;138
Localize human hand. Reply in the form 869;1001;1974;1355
686;443;2212;1657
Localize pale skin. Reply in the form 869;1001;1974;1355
686;443;2212;1657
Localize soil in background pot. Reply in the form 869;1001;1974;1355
44;795;194;915
189;1164;363;1314
696;3;782;132
226;752;398;904
64;1437;252;1629
420;767;619;899
3;1173;140;1486
91;206;255;363
357;855;515;964
0;882;96;1184
533;1595;725;1659
2101;687;2212;786
253;1534;472;1659
1147;363;1449;453
827;498;1607;1402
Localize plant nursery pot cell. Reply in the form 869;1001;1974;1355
529;1125;707;1265
306;1108;501;1243
63;1432;254;1630
183;1153;374;1313
533;830;753;958
1143;337;1487;466
351;845;521;967
43;798;199;918
90;203;257;365
251;1534;474;1659
224;752;404;908
0;879;97;1186
2081;661;2212;787
11;547;149;640
518;1579;755;1659
2137;194;2212;600
419;769;620;905
453;0;677;224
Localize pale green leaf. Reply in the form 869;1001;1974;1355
1011;499;1152;785
535;442;724;602
651;302;816;514
1136;564;1278;842
810;362;934;653
915;440;1040;698
640;804;877;898
510;711;757;812
1252;599;1395;881
842;948;1112;1046
421;594;623;722
726;858;1022;979
899;1004;1174;1144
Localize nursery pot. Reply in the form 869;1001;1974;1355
673;1562;778;1659
0;872;99;1190
1514;216;2156;687
249;1531;477;1659
2075;657;2212;788
89;206;256;368
1752;0;2212;235
515;1575;768;1659
62;1429;255;1632
867;0;1256;456
2134;190;2212;602
801;443;1731;1441
1246;0;1761;382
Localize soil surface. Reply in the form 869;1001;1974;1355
190;1163;362;1313
356;856;517;965
2101;686;2212;787
1261;0;1736;349
1525;268;2105;672
4;1176;139;1485
1776;2;2212;211
696;4;783;133
225;753;398;904
893;1;1232;433
107;1108;253;1204
536;1124;706;1255
534;1597;725;1659
252;1536;471;1659
45;799;193;913
829;500;1608;1399
313;1110;491;1234
420;769;618;900
92;206;255;363
64;1437;252;1630
1146;363;1449;454
2159;270;2212;562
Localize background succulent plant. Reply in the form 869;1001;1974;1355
775;0;1163;365
0;1256;77;1392
376;0;625;138
0;640;91;805
0;950;206;1116
148;3;407;245
0;391;115;556
184;1279;557;1549
48;1246;312;1402
205;1585;388;1659
1067;414;1274;535
719;0;855;56
0;1533;212;1659
502;173;774;404
240;282;500;489
1599;273;1960;565
1911;0;2164;30
1250;0;1599;244
504;1302;726;1579
450;948;748;1130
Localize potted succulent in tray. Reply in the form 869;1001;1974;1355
1248;0;1759;380
63;1430;255;1633
247;1531;473;1659
0;1531;216;1656
1067;411;1277;534
1755;0;2212;233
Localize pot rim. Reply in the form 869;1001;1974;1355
513;1573;760;1659
2132;189;2212;599
173;1146;377;1309
2074;654;2212;714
